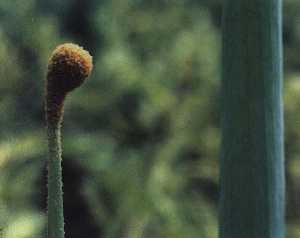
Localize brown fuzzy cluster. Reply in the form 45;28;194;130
46;43;93;125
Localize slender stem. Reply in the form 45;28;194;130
47;122;64;238
220;1;285;238
45;42;92;238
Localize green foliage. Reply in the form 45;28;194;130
0;0;300;237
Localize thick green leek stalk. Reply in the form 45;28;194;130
219;1;285;238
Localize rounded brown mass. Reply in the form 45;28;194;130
47;43;93;94
46;43;93;125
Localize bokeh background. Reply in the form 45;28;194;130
0;0;300;237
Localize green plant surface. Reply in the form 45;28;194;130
220;1;285;238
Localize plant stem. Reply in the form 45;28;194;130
45;43;92;238
220;1;285;238
47;122;64;238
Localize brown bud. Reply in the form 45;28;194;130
46;43;93;125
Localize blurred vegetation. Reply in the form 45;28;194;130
0;0;300;237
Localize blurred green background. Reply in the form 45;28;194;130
0;0;299;237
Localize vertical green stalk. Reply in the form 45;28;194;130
45;43;92;238
220;1;285;238
47;123;64;238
